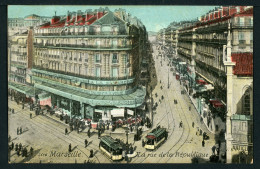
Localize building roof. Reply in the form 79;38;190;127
92;11;124;25
24;14;40;20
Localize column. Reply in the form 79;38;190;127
80;102;84;119
69;100;73;118
57;97;60;108
224;20;236;164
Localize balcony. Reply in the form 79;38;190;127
34;42;132;50
32;65;135;81
35;31;128;37
196;38;227;45
232;22;253;29
112;59;118;64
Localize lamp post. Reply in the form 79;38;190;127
125;127;129;146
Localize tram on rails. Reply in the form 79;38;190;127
99;135;123;161
144;126;168;150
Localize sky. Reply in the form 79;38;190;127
8;5;217;32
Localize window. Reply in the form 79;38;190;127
243;88;251;115
112;39;117;47
95;54;101;63
112;53;118;63
85;53;88;62
96;40;101;47
238;32;245;44
85;66;88;76
250;32;253;43
95;67;101;77
112;67;118;78
238;17;245;26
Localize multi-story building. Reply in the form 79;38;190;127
31;8;147;122
165;6;253;163
8;14;51;36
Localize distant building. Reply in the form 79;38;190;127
162;6;253;163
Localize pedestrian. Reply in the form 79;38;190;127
68;143;72;152
98;129;101;139
192;122;194;128
212;145;216;155
30;113;32;119
142;139;145;147
85;139;88;148
12;109;14;114
87;129;91;138
11;142;14;150
8;135;11;142
19;143;22;151
216;147;220;155
200;129;202;135
30;147;33;156
24;147;28;157
125;154;129;163
130;146;133;154
65;128;68;135
22;103;24;109
15;143;18;151
17;150;20;156
179;121;183;128
202;139;205;147
20;127;22;135
189;106;191;111
107;123;109;130
89;149;94;158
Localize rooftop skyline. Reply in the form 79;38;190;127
8;5;217;32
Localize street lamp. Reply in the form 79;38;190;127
125;127;129;146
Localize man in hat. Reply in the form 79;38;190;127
89;149;94;158
30;147;34;156
68;143;72;152
87;129;91;138
85;139;88;148
20;127;22;135
65;128;68;135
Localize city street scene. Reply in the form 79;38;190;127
8;5;253;164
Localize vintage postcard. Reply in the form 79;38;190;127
7;5;253;164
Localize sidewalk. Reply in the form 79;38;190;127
182;84;225;135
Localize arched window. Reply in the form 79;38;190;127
243;88;251;115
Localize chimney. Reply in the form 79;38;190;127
214;11;219;19
85;9;92;21
229;6;237;16
51;16;60;25
76;10;82;22
218;8;223;18
222;6;229;16
66;11;71;24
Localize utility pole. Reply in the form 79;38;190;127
168;67;170;89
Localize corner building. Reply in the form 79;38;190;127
32;8;147;122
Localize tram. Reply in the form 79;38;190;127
144;126;168;150
99;135;123;161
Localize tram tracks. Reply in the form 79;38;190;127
9;103;103;163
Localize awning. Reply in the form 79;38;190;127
111;108;125;117
205;84;214;90
95;109;104;113
210;99;224;108
127;109;134;115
